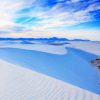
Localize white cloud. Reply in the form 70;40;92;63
1;28;100;41
0;0;26;28
0;0;99;30
32;2;100;29
0;0;99;40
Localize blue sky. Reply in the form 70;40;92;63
0;0;100;40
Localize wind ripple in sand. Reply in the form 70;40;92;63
0;60;99;100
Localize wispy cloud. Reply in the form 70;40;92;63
0;0;100;40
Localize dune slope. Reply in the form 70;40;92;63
0;60;99;100
0;47;99;94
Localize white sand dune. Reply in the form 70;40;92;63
0;41;100;99
0;41;100;56
66;41;100;56
0;59;99;100
0;43;67;55
0;42;100;94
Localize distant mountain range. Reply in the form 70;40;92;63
0;37;90;41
